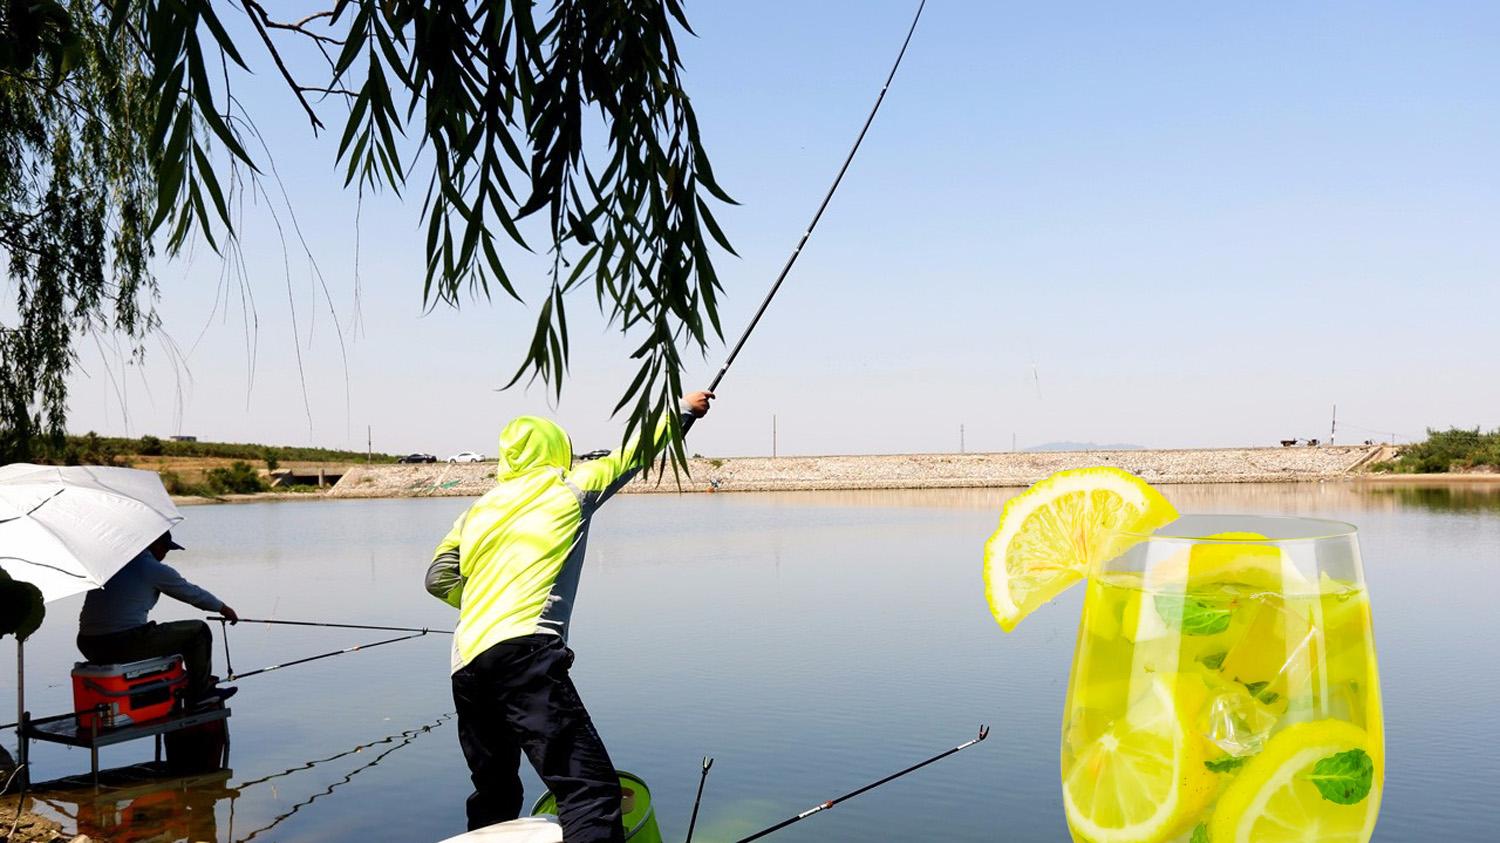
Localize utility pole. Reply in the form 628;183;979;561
1012;432;1017;453
1330;404;1337;445
772;414;778;458
960;424;965;454
367;425;372;464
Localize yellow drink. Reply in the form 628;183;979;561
1059;520;1384;843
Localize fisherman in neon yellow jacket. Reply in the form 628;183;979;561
426;391;713;839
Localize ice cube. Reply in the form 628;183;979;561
1203;682;1278;757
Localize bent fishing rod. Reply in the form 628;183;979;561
732;724;990;842
701;0;928;399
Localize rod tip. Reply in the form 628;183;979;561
977;725;990;741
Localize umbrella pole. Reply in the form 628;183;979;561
16;638;27;782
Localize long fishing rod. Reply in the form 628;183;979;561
208;616;452;635
703;0;928;397
222;631;432;681
209;616;450;682
731;725;990;843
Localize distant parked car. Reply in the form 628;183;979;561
576;448;611;462
398;453;437;463
447;451;485;463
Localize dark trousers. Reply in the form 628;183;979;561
77;620;215;695
451;634;623;842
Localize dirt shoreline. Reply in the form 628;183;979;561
150;444;1498;505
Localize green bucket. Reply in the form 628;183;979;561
530;770;663;843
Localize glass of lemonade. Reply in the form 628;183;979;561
1060;515;1384;843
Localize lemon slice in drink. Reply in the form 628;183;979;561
1063;679;1216;843
1209;720;1380;843
984;467;1177;632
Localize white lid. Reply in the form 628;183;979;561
434;816;562;843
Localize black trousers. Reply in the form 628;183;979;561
77;620;215;695
451;634;623;841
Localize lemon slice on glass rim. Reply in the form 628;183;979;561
983;466;1178;632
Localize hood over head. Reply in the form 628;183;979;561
497;416;572;479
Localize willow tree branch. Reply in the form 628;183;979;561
239;3;324;131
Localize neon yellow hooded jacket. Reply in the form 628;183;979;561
425;413;679;672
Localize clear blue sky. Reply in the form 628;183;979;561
63;1;1500;457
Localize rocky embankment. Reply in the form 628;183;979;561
327;445;1390;498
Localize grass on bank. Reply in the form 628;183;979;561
1375;427;1500;474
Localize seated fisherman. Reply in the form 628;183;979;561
76;531;239;703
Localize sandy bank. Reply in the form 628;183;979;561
321;445;1389;499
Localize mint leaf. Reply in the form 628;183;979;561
1242;680;1269;698
1205;755;1248;773
1190;822;1210;843
1154;593;1233;636
1303;748;1373;805
1257;691;1280;705
1199;651;1227;671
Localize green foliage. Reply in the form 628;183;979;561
203;460;268;494
1383;427;1500;473
324;0;733;476
1204;755;1247;774
160;460;267;496
1;0;156;463
0;569;46;642
157;468;191;495
1303;748;1373;805
1154;593;1233;636
2;0;733;478
41;430;134;466
37;434;398;464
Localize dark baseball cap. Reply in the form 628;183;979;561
160;531;186;551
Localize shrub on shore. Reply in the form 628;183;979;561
160;461;268;496
1378;427;1500;473
33;435;397;465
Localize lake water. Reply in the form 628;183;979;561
6;481;1499;841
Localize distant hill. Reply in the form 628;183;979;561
1024;441;1145;452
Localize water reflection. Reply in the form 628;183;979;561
706;479;1500;515
6;482;1498;841
1357;481;1500;513
31;767;237;843
26;714;451;843
232;713;451;842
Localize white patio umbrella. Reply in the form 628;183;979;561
2;464;183;762
0;463;183;604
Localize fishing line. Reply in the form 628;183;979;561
700;0;929;398
730;725;990;842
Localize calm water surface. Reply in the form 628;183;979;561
6;481;1499;841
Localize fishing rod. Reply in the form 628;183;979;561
684;756;714;843
702;0;928;398
210;616;450;682
731;724;990;843
208;616;452;635
223;631;433;682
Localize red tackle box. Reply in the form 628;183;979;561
72;655;188;729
